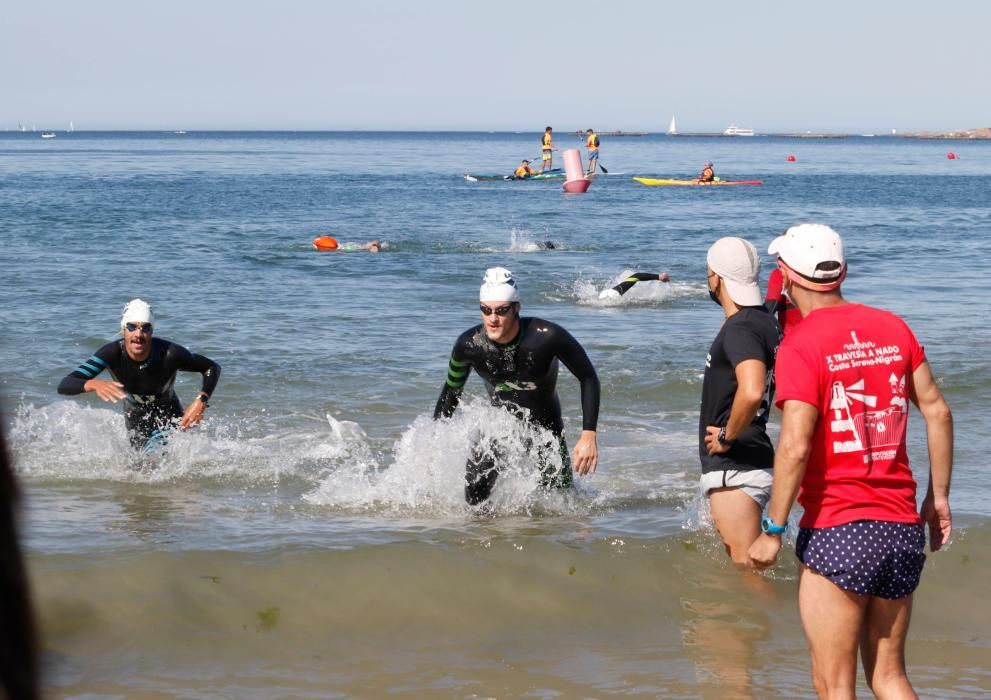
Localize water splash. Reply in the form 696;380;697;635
7;401;372;485
305;399;590;517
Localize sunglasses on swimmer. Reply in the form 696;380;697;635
125;323;153;333
479;304;515;317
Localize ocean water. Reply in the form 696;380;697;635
1;131;989;698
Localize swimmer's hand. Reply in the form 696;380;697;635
748;533;782;570
179;396;207;430
84;378;127;403
659;272;670;282
572;430;598;476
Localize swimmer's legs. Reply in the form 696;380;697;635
124;401;182;451
537;434;573;489
465;433;574;504
465;442;500;505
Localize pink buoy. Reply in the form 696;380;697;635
787;155;797;162
563;178;591;193
562;148;591;192
947;152;957;160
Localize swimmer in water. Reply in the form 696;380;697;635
434;267;600;505
57;299;221;450
337;240;381;252
598;272;670;300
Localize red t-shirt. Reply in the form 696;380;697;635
765;267;803;335
774;303;926;528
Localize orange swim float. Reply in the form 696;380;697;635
312;235;339;251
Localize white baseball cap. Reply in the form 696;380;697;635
706;237;762;307
479;267;521;303
120;298;154;328
768;224;846;290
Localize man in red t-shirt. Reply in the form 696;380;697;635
748;224;953;698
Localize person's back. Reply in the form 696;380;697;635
776;302;923;526
699;163;715;183
749;223;953;699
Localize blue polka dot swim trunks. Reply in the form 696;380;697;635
796;520;926;599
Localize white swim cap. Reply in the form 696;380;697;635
120;298;154;328
598;288;621;300
479;267;521;303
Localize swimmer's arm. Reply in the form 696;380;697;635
553;327;600;432
748;400;818;569
433;349;472;419
173;345;221;398
910;360;953;550
58;343;123;399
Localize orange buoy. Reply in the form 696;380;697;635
787;155;797;162
312;235;339;251
946;152;957;160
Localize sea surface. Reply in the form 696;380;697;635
1;131;989;698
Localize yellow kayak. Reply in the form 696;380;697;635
633;177;763;186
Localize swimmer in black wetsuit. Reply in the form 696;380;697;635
434;267;600;504
598;272;670;300
57;299;221;449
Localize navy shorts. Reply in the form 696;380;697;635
796;520;926;600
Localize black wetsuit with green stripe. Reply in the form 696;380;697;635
434;317;599;503
611;272;666;296
58;338;220;448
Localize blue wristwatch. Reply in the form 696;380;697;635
761;516;787;535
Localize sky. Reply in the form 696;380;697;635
2;0;988;133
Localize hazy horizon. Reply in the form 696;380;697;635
3;0;988;134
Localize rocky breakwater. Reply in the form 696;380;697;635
901;127;991;139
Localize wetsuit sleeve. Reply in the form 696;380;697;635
57;342;119;395
612;272;663;296
433;334;473;420
553;326;600;431
171;344;221;397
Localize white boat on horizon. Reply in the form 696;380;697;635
41;131;56;139
723;124;755;136
667;116;677;135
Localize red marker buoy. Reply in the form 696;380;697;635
947;152;957;160
312;235;339;250
787;155;796;162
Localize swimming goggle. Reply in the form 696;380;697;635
125;323;153;333
479;304;514;317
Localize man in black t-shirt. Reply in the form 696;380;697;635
700;238;780;565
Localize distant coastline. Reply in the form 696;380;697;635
896;127;991;140
668;127;991;140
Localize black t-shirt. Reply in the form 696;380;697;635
699;307;779;473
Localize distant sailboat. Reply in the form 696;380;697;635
667;116;677;135
68;121;74;133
